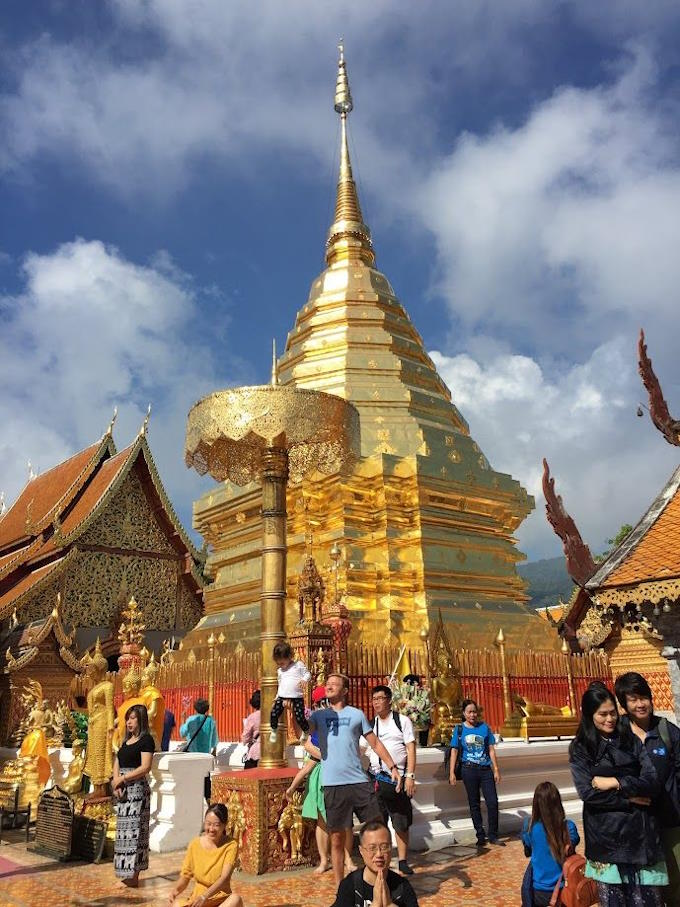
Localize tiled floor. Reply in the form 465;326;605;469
0;831;532;907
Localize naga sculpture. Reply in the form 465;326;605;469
638;328;680;447
542;458;597;588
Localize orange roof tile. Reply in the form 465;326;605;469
603;487;680;586
0;558;66;619
38;446;133;557
0;443;101;550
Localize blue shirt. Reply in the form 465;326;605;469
522;819;580;891
308;705;372;787
179;713;218;753
451;722;495;767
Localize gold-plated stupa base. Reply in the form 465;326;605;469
211;769;317;875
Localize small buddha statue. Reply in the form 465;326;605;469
140;654;165;748
112;670;145;752
83;639;114;799
18;682;53;788
63;738;86;795
429;645;463;746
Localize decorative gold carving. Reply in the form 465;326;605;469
596;579;680;608
83;640;114;796
278;790;311;868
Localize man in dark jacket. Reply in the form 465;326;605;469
615;671;680;902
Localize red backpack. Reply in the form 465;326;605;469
549;850;598;907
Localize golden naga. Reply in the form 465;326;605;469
140;653;165;748
83;638;114;798
63;737;86;795
112;670;145;752
278;789;307;866
428;644;463;746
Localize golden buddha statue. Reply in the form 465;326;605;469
112;670;145;752
63;738;86;795
83;639;114;798
429;644;463;746
140;653;165;748
17;680;53;787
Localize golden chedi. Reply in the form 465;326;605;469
188;46;560;654
113;670;145;752
83;639;114;798
140;653;165;748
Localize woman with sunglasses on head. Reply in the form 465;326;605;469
569;681;666;906
112;703;155;888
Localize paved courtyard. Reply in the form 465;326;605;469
0;830;529;907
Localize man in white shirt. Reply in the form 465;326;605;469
368;685;417;876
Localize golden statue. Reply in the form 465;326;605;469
112;670;145;751
63;738;86;795
226;789;246;863
140;653;165;748
83;639;114;798
428;643;463;746
512;693;572;719
278;789;307;866
17;680;54;787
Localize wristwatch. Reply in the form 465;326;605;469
405;772;415;780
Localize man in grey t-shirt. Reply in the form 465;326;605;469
306;673;401;886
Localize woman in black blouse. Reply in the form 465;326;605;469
113;703;155;887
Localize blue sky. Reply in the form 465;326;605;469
2;1;680;561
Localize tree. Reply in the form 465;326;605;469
596;523;633;562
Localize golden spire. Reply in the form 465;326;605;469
326;42;375;267
271;338;279;386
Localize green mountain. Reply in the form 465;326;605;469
517;556;575;610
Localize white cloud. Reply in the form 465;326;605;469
0;239;230;527
431;341;680;560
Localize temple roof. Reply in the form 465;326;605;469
0;426;205;621
587;463;680;590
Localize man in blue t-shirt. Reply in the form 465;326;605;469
306;673;401;887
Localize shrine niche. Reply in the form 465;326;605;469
0;417;205;704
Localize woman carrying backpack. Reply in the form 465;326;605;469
569;682;667;906
521;781;583;906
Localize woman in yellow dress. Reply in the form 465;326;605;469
83;641;114;798
168;803;242;907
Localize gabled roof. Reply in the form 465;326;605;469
0;427;205;622
587;463;680;590
0;440;111;550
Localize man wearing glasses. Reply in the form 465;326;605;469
367;685;417;876
333;821;419;907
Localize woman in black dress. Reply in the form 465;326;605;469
112;703;155;887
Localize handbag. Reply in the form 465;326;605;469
453;724;463;780
548;836;598;907
177;714;208;753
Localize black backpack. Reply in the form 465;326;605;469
373;710;403;736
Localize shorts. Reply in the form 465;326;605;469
375;778;413;832
324;781;382;831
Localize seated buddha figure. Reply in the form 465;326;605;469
140;655;165;749
112;670;145;752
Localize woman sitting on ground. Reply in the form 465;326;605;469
521;781;581;907
168;803;242;907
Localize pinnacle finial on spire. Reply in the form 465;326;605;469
326;43;375;268
271;338;279;387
